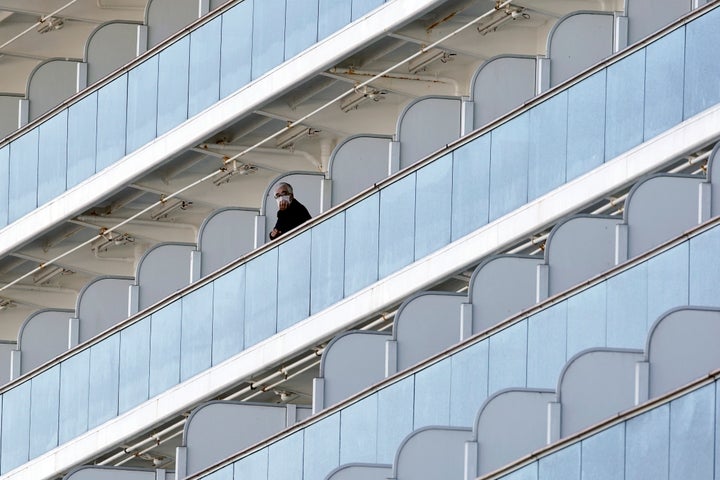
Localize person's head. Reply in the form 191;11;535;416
274;182;294;210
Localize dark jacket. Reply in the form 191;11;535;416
269;199;311;240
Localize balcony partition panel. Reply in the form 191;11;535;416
684;5;720;117
450;134;490;241
379;175;416;278
566;70;605;181
489;113;529;221
67;94;98;188
119;319;151;414
96;75;128;170
343;194;379;296
528;91;567;199
644;28;685;139
277;231;312;331
219;0;253;98
126;56;159;152
414;154;452;260
28;366;59;460
319;0;352;40
211;266;246;366
352;0;384;19
310;213;345;314
285;0;320;60
8;128;38;223
188;17;222;116
149;302;182;397
37;111;68;206
181;284;214;381
58;350;90;444
251;0;286;80
1;381;29;473
157;37;191;136
605;49;646;160
244;249;278;348
87;334;120;430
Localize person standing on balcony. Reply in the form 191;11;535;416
269;182;311;240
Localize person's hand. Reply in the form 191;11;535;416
277;198;290;210
270;228;281;239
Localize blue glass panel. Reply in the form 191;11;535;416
96;75;127;170
0;146;9;226
8;128;38;222
212;265;245;365
503;463;538;480
311;212;345;314
204;465;234;480
352;0;384;20
488;321;528;392
234;447;268;479
377;376;414;463
268;431;303;480
157;36;189;136
538;444;580;480
415;154;452;259
189;17;221;116
647;243;688;329
318;0;351;39
220;0;253;97
529;92;567;199
580;424;624;480
567;283;607;355
567;71;605;180
340;394;378;463
1;381;30;473
149;301;181;397
304;413;340;479
527;304;567;389
605;49;645;160
489;113;529;220
285;0;319;59
37;110;67;205
67;93;98;188
684;7;720;118
644;29;685;140
119;317;150;413
277;231;311;330
450;341;488;427
252;0;286;80
126;55;158;152
344;193;379;295
626;404;669;480
88;333;120;428
379;174;416;277
181;284;213;381
451;134;490;240
669;385;714;480
244;248;278;347
29;366;60;458
59;349;90;443
689;227;720;305
606;262;648;349
413;359;451;428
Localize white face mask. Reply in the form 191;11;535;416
276;195;290;206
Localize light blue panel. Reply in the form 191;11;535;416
119;318;150;413
0;146;8;226
234;448;268;480
340;394;378;463
644;29;685;140
8;127;38;222
605;49;645;160
451;134;490;240
415;154;452;259
149;301;182;397
1;381;31;473
268;431;303;480
376;376;414;464
59;350;90;444
489;113;529;221
189;17;221;116
527;304;567;389
157;36;190;136
566;283;607;354
538;444;581;480
318;0;351;39
352;0;384;20
212;265;245;365
285;0;319;59
716;381;720;480
503;463;538;480
488;321;528;392
379;174;416;277
181;284;214;381
566;71;605;180
689;227;720;305
277;231;311;330
67;93;98;188
626;404;669;480
88;333;120;429
606;262;648;349
252;0;286;80
220;0;253;97
344;193;379;295
684;7;720;118
37;109;67;205
647;243;688;329
449;341;488;427
244;248;278;347
96;74;127;170
311;212;345;314
204;465;234;480
413;359;452;428
580;424;625;480
304;413;340;480
669;385;715;480
29;366;60;458
126;55;158;152
529;92;567;199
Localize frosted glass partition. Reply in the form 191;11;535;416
0;0;390;228
0;8;718;474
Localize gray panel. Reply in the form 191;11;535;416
18;309;73;375
398;97;461;170
198;208;258;277
472;56;536;128
393;427;472;480
470;255;543;334
136;243;195;310
558;349;643;437
146;0;199;48
325;464;392;480
76;276;134;343
394;293;464;370
27;60;79;121
709;143;720;218
627;0;691;44
647;308;720;398
0;342;15;385
0;96;20;138
625;175;702;258
320;331;389;409
546;216;621;295
475;389;555;476
86;23;140;85
329;135;391;206
549;13;613;87
263;173;324;242
64;465;157;480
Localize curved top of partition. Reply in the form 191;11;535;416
542;213;619;264
196;206;259;245
705;140;720;184
318;330;390;376
545;10;614;58
472;387;555;437
643;305;720;357
394;95;461;141
74;275;134;313
390;424;473;477
83;20;144;62
468;53;538;100
16;308;74;347
391;291;465;341
622;172;700;222
327;133;393;178
24;58;82;99
468;254;540;292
